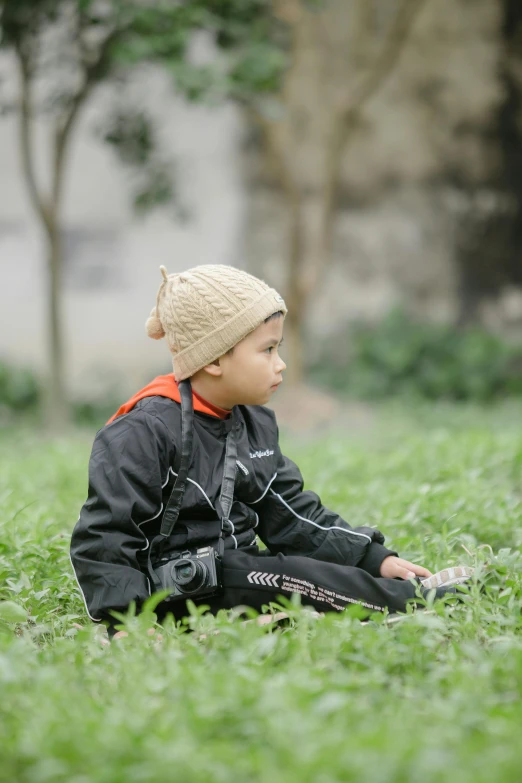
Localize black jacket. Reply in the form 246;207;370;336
70;395;396;624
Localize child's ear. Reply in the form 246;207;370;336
201;360;222;378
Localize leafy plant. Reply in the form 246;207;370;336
0;361;41;411
309;309;522;401
2;406;522;780
0;361;124;428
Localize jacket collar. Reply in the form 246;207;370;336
106;374;231;425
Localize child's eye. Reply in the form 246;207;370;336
265;347;273;354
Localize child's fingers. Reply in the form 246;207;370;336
410;564;432;578
397;567;417;580
397;559;432;578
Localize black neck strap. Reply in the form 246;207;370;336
159;377;237;539
160;378;195;538
215;416;238;533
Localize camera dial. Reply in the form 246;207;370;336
171;558;208;593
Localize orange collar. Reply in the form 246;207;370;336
106;374;231;425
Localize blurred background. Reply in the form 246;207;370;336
2;0;522;431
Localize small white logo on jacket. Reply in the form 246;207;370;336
249;449;274;459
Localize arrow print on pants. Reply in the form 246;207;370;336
247;571;280;588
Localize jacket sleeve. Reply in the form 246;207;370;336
70;409;174;627
253;443;397;575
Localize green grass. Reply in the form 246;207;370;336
2;403;522;782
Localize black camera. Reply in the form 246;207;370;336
152;545;223;603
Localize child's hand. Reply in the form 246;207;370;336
111;628;162;642
380;556;432;581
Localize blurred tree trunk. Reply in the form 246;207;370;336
455;0;522;324
251;0;426;386
46;221;66;430
500;0;522;289
15;43;90;430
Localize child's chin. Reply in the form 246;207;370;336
249;393;269;406
237;393;267;406
247;389;272;405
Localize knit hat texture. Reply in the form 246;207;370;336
146;264;287;381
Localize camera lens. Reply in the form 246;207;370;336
171;558;207;593
178;564;193;580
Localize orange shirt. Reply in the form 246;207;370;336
106;374;231;424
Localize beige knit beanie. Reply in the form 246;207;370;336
146;264;287;381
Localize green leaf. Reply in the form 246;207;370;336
0;601;27;623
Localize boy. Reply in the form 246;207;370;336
70;264;471;636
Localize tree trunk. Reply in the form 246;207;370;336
284;311;304;387
14;16;103;428
284;260;306;387
252;0;427;388
15;47;73;429
44;216;68;430
282;180;306;385
282;194;334;386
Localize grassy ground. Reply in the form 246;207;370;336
1;402;522;782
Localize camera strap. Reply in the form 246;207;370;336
214;417;238;551
158;377;238;540
147;377;194;592
159;377;195;538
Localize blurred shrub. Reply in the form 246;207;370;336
0;361;120;428
72;400;122;429
308;310;522;401
0;361;41;411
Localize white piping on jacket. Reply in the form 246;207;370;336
132;464;173;548
137;503;163;550
70;547;152;623
69;548;101;623
170;467;216;510
249;472;278;504
187;477;216;510
268;488;372;543
135;465;177;548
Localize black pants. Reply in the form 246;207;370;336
166;548;417;621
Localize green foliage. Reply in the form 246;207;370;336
71;398;122;429
102;109;155;166
0;361;40;411
100;108;178;211
2;407;522;780
0;361;123;428
229;40;287;97
309;310;522;401
0;0;289;102
0;600;27;624
0;0;58;45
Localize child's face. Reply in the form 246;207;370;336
213;316;286;408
